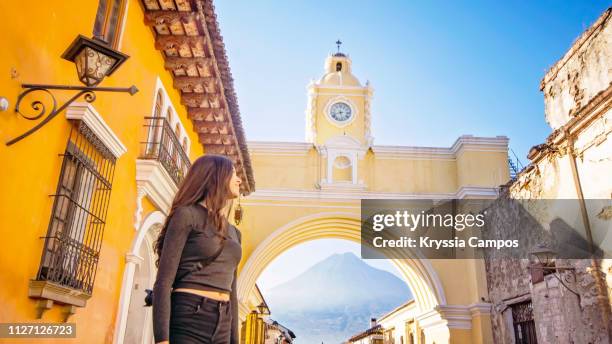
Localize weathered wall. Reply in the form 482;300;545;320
541;9;612;130
486;7;612;343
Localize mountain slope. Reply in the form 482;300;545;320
263;252;412;343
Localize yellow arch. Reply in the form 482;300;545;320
236;212;447;313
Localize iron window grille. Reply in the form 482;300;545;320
511;300;538;344
141;116;191;185
36;121;116;296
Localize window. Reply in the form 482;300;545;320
384;329;395;344
173;123;181;165
182;137;188;156
93;0;127;48
145;91;164;156
511;300;538;344
36;121;116;296
336;62;343;72
141;88;191;185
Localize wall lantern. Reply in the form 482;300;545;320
62;35;129;87
6;35;137;146
529;243;580;298
257;302;270;315
530;243;557;266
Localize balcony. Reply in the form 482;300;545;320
140;116;191;185
136;117;191;213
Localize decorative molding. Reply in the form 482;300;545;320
245;186;499;202
455;186;499;199
371;145;456;160
450;135;509;155
311;84;366;91
251;135;508;161
372;135;509;161
319;181;366;191
135;159;178;214
125;253;144;265
65;103;127;158
28;280;91;308
468;302;492;317
415;303;492;331
248;141;313;156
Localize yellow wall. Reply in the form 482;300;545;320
0;0;203;342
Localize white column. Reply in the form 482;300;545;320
113;253;144;344
327;152;335;183
351;153;358;184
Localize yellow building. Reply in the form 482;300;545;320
0;0;254;343
237;51;510;344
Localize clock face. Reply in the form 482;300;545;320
329;102;353;122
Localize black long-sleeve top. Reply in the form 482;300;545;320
152;204;242;343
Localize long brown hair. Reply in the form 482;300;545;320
154;154;234;267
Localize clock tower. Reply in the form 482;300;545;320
305;43;373;187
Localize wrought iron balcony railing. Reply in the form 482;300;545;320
140;116;191;185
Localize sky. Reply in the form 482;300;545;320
216;0;610;164
213;2;612;290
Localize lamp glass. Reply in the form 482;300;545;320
531;244;557;266
75;46;117;86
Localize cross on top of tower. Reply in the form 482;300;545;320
334;39;346;57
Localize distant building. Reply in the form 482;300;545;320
242;284;296;344
264;319;296;344
347;318;384;344
376;300;420;344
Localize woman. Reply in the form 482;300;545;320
152;154;242;344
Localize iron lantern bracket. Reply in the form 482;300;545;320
6;83;138;146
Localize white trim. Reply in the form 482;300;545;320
135;159;178;214
113;211;166;344
323;96;359;128
468;302;492;316
248;135;508;160
450;135;509;155
241;202;360;209
244;186;499;202
315;91;368;97
372;135;509;160
312;84;367;91
414;303;492;331
371;146;456;160
455;186;499;199
65;103;127;158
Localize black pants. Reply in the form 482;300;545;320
169;291;231;343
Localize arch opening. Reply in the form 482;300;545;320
237;212;447;315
